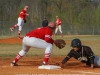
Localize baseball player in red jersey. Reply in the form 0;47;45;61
10;6;29;39
11;22;56;66
54;16;63;37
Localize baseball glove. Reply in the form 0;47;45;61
54;39;66;49
24;20;27;23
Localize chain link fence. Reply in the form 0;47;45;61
0;21;100;36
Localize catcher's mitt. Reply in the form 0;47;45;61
54;39;66;49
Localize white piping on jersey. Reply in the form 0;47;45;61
45;35;51;38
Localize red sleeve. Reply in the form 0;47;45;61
56;19;61;25
20;10;26;16
45;29;54;44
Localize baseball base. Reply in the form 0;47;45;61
38;65;61;69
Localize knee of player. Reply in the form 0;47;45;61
46;44;53;49
19;50;27;56
45;44;53;53
96;60;100;66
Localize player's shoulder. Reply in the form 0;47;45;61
40;27;48;29
21;9;25;12
44;26;50;29
36;27;48;30
37;27;51;32
70;49;75;53
82;45;91;50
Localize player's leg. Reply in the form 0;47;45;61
24;36;53;65
11;37;30;66
86;59;91;66
58;25;63;37
94;55;100;67
10;19;18;31
17;18;24;39
18;25;23;39
11;45;30;65
43;44;52;65
54;26;58;36
18;30;21;39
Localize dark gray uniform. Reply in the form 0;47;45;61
42;20;48;27
61;46;94;66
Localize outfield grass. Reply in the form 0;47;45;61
0;35;100;57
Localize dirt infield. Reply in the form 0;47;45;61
0;57;100;75
0;37;22;44
0;37;100;75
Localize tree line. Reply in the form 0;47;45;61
0;0;100;35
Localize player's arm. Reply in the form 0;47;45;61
45;30;54;44
20;11;26;15
45;34;53;44
56;19;61;25
56;20;59;26
59;50;73;68
90;64;94;69
86;47;95;69
20;10;29;16
61;51;73;64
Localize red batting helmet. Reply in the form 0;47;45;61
48;22;56;28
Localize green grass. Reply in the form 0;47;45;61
0;35;100;57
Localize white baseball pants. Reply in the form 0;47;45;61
94;55;100;67
19;36;53;56
55;25;62;34
17;17;24;31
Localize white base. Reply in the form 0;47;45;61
38;65;61;70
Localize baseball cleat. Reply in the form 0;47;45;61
10;28;13;31
18;36;21;39
18;37;21;39
10;62;18;66
42;62;49;65
18;36;23;39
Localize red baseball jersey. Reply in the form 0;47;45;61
56;18;62;25
26;27;54;44
19;9;26;20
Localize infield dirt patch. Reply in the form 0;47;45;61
0;57;100;75
0;37;100;75
0;37;22;44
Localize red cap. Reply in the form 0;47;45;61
48;22;56;27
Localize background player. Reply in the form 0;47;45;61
59;38;100;69
42;18;48;27
10;6;29;39
54;16;63;37
11;22;57;66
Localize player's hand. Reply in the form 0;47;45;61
56;24;58;27
26;14;29;16
90;64;94;69
56;24;58;26
56;63;65;68
60;63;65;68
